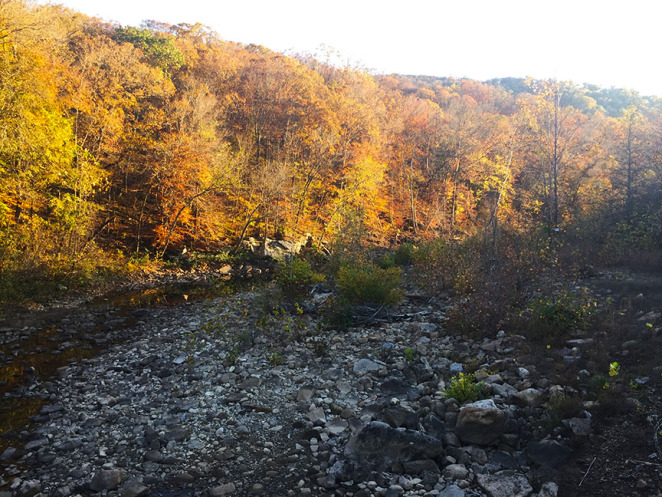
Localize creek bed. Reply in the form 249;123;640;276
0;276;267;454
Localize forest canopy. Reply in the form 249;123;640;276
1;0;661;298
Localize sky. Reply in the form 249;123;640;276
40;0;662;97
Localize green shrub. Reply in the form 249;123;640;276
336;262;402;306
394;243;414;266
444;372;483;403
322;297;355;331
376;252;396;269
275;258;324;298
527;288;596;341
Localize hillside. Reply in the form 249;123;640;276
1;1;661;303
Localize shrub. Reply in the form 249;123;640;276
336;262;402;306
444;372;483;403
275;258;324;299
526;287;596;342
322;297;354;331
376;252;396;269
394;243;414;266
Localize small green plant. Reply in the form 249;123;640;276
444;372;483;403
404;347;415;362
225;345;239;366
336;262;402;306
609;361;620;377
268;352;283;367
590;373;610;392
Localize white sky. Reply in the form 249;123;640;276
41;0;662;96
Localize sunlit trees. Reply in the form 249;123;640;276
2;0;662;302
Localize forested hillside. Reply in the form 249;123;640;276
1;1;661;299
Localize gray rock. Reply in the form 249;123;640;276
90;470;124;492
144;450;163;463
440;484;465;497
164;426;189;442
513;388;542;407
491;383;517;399
385;485;404;497
24;438;49;451
121;484;149;497
327;418;348;435
383;405;415;428
526;441;572;468
297;386;315;403
307;406;326;424
450;363;463;373
53;486;71;497
209;483;236;496
342;421;443;477
442;464;468;479
402;459;439;474
565;415;591;437
353;358;382;375
538;481;559;497
0;447;17;460
16;481;41;497
491;383;518;398
476;471;533;497
455;399;506;445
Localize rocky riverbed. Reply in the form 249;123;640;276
1;274;661;497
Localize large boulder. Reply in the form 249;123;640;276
526;440;573;468
454;399;506;445
476;471;533;497
330;421;443;480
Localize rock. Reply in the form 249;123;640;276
209;483;236;496
383;405;415;428
144;450;163;462
526;440;573;468
450;363;463;373
250;483;265;493
164;426;189;442
24;438;49;451
121;484;149;497
326;418;348;435
385;485;404;496
513;388;543;407
342;421;443;478
16;481;41;497
442;464;468;479
296;385;315;403
353;358;382;375
439;484;465;497
0;447;17;460
307;406;326;424
90;469;124;492
455;399;506;445
40;404;64;414
491;383;518;398
402;459;439;474
566;415;591;437
538;481;559;497
476;471;533;497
